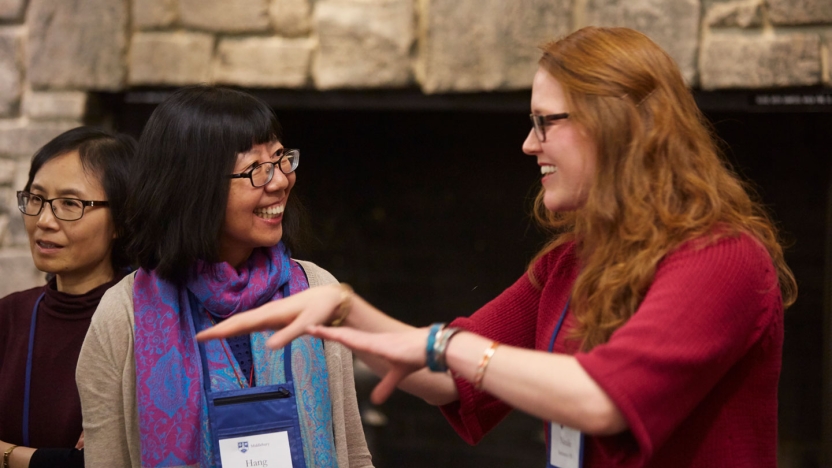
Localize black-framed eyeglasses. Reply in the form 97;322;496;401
228;149;300;188
17;191;109;221
529;113;570;142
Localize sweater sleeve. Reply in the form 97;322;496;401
438;265;547;445
296;259;374;467
75;276;138;468
575;234;783;463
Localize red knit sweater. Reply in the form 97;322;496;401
441;233;783;468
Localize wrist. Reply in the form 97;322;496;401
328;283;353;327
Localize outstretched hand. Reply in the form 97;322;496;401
196;285;343;349
308;325;430;404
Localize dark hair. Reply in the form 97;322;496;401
25;126;136;272
127;85;305;283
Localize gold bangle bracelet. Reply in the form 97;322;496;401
472;341;499;391
3;445;18;468
329;283;354;327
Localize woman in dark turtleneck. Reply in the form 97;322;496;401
0;127;135;468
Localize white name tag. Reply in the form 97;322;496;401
549;422;583;468
219;431;294;468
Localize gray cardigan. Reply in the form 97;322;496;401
76;260;373;468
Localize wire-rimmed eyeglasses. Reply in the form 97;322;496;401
228;149;300;188
529;113;570;142
17;191;109;221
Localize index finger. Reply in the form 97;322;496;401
196;303;292;341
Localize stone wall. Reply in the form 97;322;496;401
1;0;831;294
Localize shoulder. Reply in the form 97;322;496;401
663;232;775;282
294;259;338;287
90;273;136;333
0;284;46;310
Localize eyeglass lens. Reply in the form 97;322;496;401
249;151;298;187
18;192;86;221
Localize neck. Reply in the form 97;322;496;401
219;246;254;270
55;265;115;295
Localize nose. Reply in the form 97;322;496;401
522;128;541;155
264;166;290;193
35;202;60;229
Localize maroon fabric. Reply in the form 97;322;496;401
0;276;121;448
440;233;783;468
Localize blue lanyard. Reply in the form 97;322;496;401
22;292;46;447
547;298;571;353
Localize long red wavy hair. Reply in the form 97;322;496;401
529;27;797;351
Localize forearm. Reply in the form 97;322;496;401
445;332;627;435
344;295;460;405
1;440;35;468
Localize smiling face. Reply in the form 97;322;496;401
219;141;296;268
24;150;116;293
522;67;598;213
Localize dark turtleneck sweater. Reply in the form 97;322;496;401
0;275;122;468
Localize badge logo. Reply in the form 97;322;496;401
238;441;249;453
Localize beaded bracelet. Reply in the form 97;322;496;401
472;341;500;391
3;445;18;468
425;322;446;371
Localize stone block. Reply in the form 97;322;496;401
822;32;832;85
179;0;269;32
0;0;26;21
586;0;700;85
128;31;214;86
0;120;80;158
270;0;312;37
768;0;832;25
416;0;571;93
313;0;415;90
214;37;314;88
700;33;822;89
27;0;128;91
133;0;178;29
0;248;45;297
0;157;14;185
23;91;89;120
0;28;23;117
704;0;763;28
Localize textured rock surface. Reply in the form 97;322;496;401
128;31;214;85
214;37;314;87
0;120;80;157
133;0;178;29
416;0;572;93
768;0;832;25
179;0;269;32
704;0;763;28
23;92;88;120
0;0;26;21
586;0;700;84
0;28;23;117
0;249;44;297
313;0;414;89
700;33;822;89
27;0;128;90
270;0;312;37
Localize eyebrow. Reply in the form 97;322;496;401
29;184;87;198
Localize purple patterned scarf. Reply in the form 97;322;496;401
133;244;337;467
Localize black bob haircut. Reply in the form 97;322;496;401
25;126;137;272
126;85;305;284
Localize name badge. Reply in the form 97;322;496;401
219;431;294;468
548;422;583;468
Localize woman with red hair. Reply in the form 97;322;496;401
199;27;796;467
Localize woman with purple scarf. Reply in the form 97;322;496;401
75;86;373;468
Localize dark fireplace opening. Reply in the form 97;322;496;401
102;90;831;468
